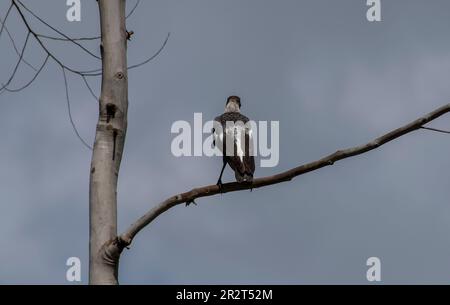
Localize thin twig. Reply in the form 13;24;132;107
62;67;93;150
126;0;141;19
80;32;171;76
2;54;49;93
37;33;100;42
0;3;13;39
0;31;31;92
0;15;37;71
128;32;170;70
420;126;450;134
81;75;99;101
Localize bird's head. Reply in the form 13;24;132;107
225;95;241;112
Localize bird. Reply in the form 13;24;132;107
213;96;255;191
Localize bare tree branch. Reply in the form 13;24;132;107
0;31;31;92
11;0;92;77
127;32;170;70
114;103;450;249
79;32;171;76
62;67;93;150
32;0;141;42
37;33;100;42
81;75;99;101
0;3;13;39
6;0;168;78
0;15;37;71
15;0;101;60
126;0;141;19
2;0;168;152
1;54;48;93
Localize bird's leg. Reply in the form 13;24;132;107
216;158;227;193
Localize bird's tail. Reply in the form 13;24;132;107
244;173;253;183
235;172;253;183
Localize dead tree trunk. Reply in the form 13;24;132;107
89;0;128;285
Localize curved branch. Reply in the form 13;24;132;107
0;3;13;39
62;67;93;150
2;54;49;93
81;75;99;101
126;0;141;19
0;15;37;71
114;103;450;249
79;32;170;76
127;32;170;70
0;31;31;92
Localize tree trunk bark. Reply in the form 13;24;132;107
89;0;128;285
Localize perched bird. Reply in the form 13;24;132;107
213;96;255;190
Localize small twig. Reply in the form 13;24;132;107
37;33;100;42
2;54;49;93
62;67;93;151
0;31;31;92
420;126;450;134
128;32;170;70
126;0;141;19
0;15;37;71
0;3;13;39
81;75;99;101
79;32;171;76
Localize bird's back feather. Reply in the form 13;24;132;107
213;112;255;182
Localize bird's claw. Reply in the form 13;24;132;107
186;199;197;207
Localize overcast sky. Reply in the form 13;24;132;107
1;0;450;284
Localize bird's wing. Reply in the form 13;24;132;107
212;117;224;152
244;127;255;176
227;156;246;182
226;123;248;181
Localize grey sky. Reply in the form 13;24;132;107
1;0;450;284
